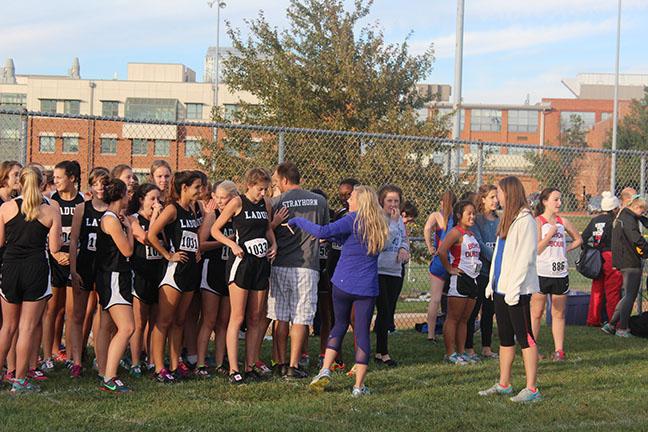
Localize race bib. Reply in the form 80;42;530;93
331;242;343;251
244;238;268;258
319;244;328;260
87;233;97;252
179;231;198;253
551;261;567;273
146;245;162;260
61;226;72;246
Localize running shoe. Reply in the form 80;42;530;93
616;329;631;338
153;368;176;384
39;358;55;373
252;362;272;380
510;387;542;403
478;383;513;397
331;359;346;373
275;363;288;377
11;379;40;394
351;385;370;398
309;369;331;393
244;369;262;383
53;351;68;364
376;357;398;367
552;350;566;362
284;366;308;380
299;354;310;370
229;371;245;385
28;369;48;382
100;378;131;393
130;365;143;378
119;357;132;371
461;353;480;364
174;361;191;380
3;369;15;383
444;353;468;365
69;364;83;378
215;365;229;377
601;322;616;335
482;352;499;360
194;366;211;379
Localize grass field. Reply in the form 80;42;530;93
2;325;648;432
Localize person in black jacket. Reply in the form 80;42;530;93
581;192;622;326
603;195;648;337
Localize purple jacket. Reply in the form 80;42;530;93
289;212;379;297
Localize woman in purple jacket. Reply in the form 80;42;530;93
289;185;388;397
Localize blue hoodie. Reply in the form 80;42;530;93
472;213;499;276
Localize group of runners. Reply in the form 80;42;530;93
1;155;640;402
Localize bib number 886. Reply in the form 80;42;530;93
552;261;566;272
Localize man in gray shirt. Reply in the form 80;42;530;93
268;161;329;379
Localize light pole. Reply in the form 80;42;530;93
207;1;226;114
451;0;465;180
611;0;622;193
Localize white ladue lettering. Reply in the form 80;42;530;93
244;210;268;219
85;218;99;227
179;219;200;229
60;207;75;216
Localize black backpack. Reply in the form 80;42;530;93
576;245;602;279
629;312;648;338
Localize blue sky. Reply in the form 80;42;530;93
3;0;648;104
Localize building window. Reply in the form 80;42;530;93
154;139;170;156
601;112;613;122
508;110;538;133
224;104;241;122
471;109;502;132
185;139;201;157
132;138;148;156
560;111;596;131
63;136;79;153
437;108;465;131
64;100;80;115
102;101;119;117
186;103;203;120
0;93;27;108
101;137;117;154
39;136;56;153
125;98;178;121
41;99;57;114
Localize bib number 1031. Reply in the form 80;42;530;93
180;231;199;253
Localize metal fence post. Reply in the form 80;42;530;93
278;131;285;164
641;156;646;197
19;112;28;165
476;143;484;188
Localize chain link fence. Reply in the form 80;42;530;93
2;107;648;329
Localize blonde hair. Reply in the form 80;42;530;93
353;185;389;255
216;180;239;197
20;167;44;222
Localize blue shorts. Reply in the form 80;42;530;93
429;256;447;280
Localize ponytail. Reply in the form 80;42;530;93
20;167;44;221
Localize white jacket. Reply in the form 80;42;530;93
486;209;539;305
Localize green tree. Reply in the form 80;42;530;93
607;87;648;190
526;114;587;210
198;0;454;244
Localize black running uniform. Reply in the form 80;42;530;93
326;206;347;278
95;211;133;310
317;239;331;294
1;198;52;304
50;191;85;287
227;195;271;291
160;202;201;293
131;213;166;304
76;200;105;291
201;210;233;296
0;196;5;288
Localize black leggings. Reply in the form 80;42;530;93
494;293;535;349
465;274;495;350
375;275;402;355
